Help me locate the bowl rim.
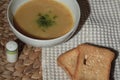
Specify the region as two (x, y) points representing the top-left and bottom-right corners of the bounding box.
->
(7, 0), (80, 42)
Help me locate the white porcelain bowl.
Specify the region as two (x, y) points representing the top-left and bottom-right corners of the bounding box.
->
(7, 0), (80, 47)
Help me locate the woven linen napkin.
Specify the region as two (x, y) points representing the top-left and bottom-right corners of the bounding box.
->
(42, 0), (120, 80)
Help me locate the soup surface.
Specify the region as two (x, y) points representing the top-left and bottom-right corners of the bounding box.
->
(14, 0), (74, 39)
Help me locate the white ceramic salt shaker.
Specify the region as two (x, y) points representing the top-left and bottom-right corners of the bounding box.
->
(6, 41), (18, 63)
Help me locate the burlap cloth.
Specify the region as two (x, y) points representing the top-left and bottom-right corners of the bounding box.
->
(42, 0), (120, 80)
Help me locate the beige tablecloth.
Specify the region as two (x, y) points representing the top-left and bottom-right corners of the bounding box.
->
(42, 0), (120, 80)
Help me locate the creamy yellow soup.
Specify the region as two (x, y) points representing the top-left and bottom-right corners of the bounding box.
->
(14, 0), (74, 39)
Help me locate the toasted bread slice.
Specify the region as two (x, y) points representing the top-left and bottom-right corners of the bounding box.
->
(57, 48), (79, 78)
(73, 44), (115, 80)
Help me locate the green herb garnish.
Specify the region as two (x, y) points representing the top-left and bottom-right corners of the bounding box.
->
(37, 13), (57, 28)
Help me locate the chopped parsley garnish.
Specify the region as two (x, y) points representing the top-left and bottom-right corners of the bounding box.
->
(37, 13), (57, 28)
